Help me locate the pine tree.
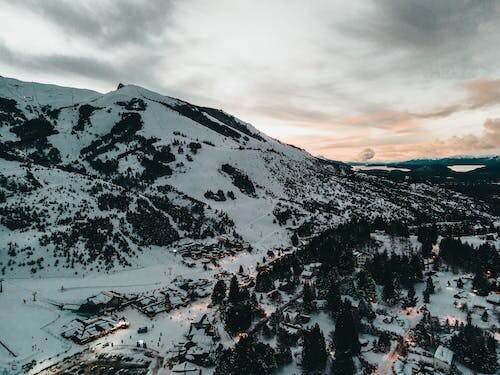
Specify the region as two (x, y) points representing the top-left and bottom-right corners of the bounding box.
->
(333, 349), (354, 375)
(250, 292), (258, 307)
(421, 241), (433, 258)
(224, 302), (252, 333)
(376, 332), (391, 353)
(291, 232), (299, 246)
(228, 275), (240, 303)
(255, 271), (273, 293)
(481, 310), (489, 322)
(275, 342), (292, 366)
(409, 254), (424, 280)
(302, 324), (327, 371)
(212, 279), (227, 305)
(326, 284), (342, 319)
(472, 271), (490, 296)
(302, 283), (315, 312)
(333, 300), (360, 356)
(425, 276), (435, 294)
(402, 285), (418, 309)
(358, 298), (375, 321)
(423, 289), (430, 304)
(356, 271), (376, 301)
(382, 270), (397, 305)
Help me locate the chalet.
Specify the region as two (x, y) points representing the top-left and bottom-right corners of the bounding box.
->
(188, 314), (216, 337)
(433, 345), (454, 371)
(277, 281), (295, 294)
(171, 361), (202, 374)
(314, 299), (328, 310)
(304, 262), (322, 276)
(294, 314), (311, 324)
(184, 335), (216, 366)
(353, 250), (371, 267)
(486, 294), (500, 306)
(267, 289), (282, 302)
(61, 316), (129, 344)
(78, 291), (126, 315)
(301, 270), (313, 280)
(472, 304), (486, 312)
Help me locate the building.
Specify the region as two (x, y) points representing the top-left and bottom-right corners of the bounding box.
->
(486, 294), (500, 306)
(300, 270), (313, 280)
(433, 345), (454, 371)
(171, 361), (202, 374)
(61, 316), (129, 344)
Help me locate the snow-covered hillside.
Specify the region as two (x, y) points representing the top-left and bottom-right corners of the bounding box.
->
(0, 76), (492, 276)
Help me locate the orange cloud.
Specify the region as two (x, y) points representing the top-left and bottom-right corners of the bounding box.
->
(284, 118), (500, 161)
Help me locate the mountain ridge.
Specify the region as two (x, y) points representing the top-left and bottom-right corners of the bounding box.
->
(0, 76), (494, 277)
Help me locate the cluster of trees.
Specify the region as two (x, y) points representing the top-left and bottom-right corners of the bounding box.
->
(415, 224), (438, 258)
(330, 300), (361, 374)
(126, 198), (179, 246)
(254, 254), (300, 293)
(440, 237), (498, 274)
(450, 315), (498, 373)
(74, 104), (101, 132)
(204, 189), (227, 201)
(299, 219), (371, 274)
(214, 336), (277, 375)
(151, 185), (234, 239)
(365, 251), (425, 306)
(439, 237), (498, 295)
(371, 217), (409, 237)
(212, 275), (261, 334)
(221, 163), (256, 196)
(413, 312), (440, 349)
(302, 324), (328, 372)
(41, 216), (135, 271)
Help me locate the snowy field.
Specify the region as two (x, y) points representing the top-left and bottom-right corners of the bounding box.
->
(0, 248), (252, 374)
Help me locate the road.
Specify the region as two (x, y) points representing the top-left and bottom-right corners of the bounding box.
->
(378, 308), (422, 374)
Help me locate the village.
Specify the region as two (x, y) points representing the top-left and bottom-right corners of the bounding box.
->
(0, 223), (498, 375)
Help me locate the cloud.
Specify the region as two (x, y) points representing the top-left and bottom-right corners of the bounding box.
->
(357, 148), (375, 162)
(0, 41), (167, 93)
(0, 0), (499, 162)
(9, 0), (174, 47)
(283, 117), (500, 161)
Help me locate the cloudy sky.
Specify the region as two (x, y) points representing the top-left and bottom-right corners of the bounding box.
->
(1, 0), (499, 161)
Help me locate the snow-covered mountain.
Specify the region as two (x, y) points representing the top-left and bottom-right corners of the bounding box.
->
(0, 76), (492, 276)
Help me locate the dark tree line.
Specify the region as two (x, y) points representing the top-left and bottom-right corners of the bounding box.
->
(439, 237), (498, 295)
(214, 336), (277, 375)
(299, 219), (371, 274)
(450, 315), (498, 373)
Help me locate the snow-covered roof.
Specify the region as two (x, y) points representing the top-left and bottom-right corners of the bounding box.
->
(87, 292), (113, 305)
(314, 299), (328, 307)
(171, 361), (199, 373)
(486, 294), (500, 305)
(434, 345), (454, 365)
